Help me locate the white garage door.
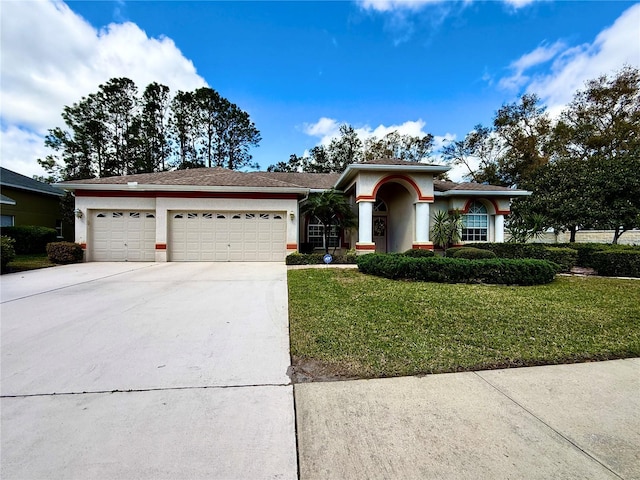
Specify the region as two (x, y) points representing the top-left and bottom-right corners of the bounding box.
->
(169, 211), (286, 262)
(90, 211), (156, 261)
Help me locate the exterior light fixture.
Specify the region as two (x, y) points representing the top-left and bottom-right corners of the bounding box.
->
(289, 211), (295, 220)
(74, 208), (83, 219)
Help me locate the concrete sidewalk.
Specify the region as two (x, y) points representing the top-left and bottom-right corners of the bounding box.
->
(295, 358), (640, 480)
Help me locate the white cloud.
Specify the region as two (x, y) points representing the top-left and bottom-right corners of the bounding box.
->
(358, 0), (442, 13)
(0, 0), (206, 178)
(499, 41), (565, 90)
(500, 3), (640, 115)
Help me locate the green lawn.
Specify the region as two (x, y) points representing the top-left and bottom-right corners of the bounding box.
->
(288, 268), (640, 379)
(3, 254), (56, 273)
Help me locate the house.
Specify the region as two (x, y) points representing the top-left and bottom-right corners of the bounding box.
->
(0, 167), (73, 241)
(57, 159), (530, 262)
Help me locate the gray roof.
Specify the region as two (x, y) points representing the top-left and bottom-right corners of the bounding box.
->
(57, 162), (526, 194)
(1, 194), (16, 205)
(1, 167), (64, 197)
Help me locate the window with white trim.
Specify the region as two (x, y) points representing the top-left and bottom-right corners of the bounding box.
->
(462, 201), (488, 241)
(1, 215), (15, 227)
(307, 216), (340, 249)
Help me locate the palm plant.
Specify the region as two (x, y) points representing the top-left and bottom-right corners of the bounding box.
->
(301, 189), (357, 253)
(431, 210), (462, 254)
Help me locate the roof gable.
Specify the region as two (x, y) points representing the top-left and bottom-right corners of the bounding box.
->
(0, 167), (64, 197)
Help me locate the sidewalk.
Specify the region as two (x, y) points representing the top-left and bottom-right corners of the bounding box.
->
(295, 358), (640, 479)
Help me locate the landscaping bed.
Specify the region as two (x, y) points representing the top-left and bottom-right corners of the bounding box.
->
(288, 268), (640, 381)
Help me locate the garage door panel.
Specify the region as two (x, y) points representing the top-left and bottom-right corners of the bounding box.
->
(169, 211), (286, 262)
(90, 211), (156, 262)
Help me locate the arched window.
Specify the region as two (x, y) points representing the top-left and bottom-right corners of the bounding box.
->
(462, 201), (488, 241)
(307, 216), (340, 249)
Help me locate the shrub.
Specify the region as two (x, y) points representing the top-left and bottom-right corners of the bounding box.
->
(46, 242), (84, 264)
(401, 248), (435, 258)
(286, 252), (357, 265)
(463, 242), (577, 272)
(590, 251), (640, 278)
(552, 243), (640, 268)
(0, 226), (58, 254)
(357, 253), (556, 285)
(451, 247), (497, 260)
(543, 247), (577, 272)
(1, 236), (16, 270)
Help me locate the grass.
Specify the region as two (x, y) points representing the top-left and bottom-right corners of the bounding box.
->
(288, 268), (640, 379)
(3, 253), (56, 273)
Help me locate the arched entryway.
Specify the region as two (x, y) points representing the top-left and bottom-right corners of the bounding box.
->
(374, 181), (414, 253)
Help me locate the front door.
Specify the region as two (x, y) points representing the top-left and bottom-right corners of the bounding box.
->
(373, 216), (387, 253)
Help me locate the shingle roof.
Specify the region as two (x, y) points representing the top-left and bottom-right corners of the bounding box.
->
(57, 164), (524, 194)
(0, 167), (64, 197)
(434, 180), (517, 192)
(60, 168), (342, 190)
(1, 194), (16, 205)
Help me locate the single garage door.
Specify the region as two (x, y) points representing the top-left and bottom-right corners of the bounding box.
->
(169, 211), (286, 262)
(90, 210), (156, 261)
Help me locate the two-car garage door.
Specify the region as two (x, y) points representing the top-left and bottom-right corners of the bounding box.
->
(89, 209), (286, 262)
(169, 211), (286, 262)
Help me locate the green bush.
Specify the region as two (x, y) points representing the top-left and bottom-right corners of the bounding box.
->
(552, 243), (640, 268)
(543, 247), (577, 272)
(46, 242), (84, 264)
(464, 242), (577, 272)
(1, 236), (16, 270)
(357, 253), (556, 285)
(464, 242), (548, 259)
(401, 248), (435, 258)
(451, 247), (497, 260)
(0, 226), (59, 254)
(590, 251), (640, 278)
(286, 252), (357, 265)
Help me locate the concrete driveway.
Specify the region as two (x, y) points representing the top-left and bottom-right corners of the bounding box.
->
(1, 262), (297, 479)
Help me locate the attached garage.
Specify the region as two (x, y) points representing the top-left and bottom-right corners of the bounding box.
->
(169, 211), (286, 262)
(90, 210), (156, 261)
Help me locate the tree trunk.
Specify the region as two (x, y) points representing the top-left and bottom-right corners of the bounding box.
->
(569, 226), (577, 243)
(612, 227), (625, 245)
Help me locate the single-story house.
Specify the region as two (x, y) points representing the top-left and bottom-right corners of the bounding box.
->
(57, 159), (530, 262)
(1, 166), (74, 241)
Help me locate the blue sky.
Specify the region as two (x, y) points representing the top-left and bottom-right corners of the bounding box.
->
(2, 1), (639, 180)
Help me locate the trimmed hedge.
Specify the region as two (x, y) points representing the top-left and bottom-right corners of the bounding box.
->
(1, 236), (16, 270)
(451, 247), (497, 260)
(356, 253), (557, 286)
(551, 243), (640, 268)
(463, 242), (577, 272)
(0, 226), (58, 254)
(401, 248), (435, 258)
(286, 252), (357, 265)
(46, 242), (84, 264)
(590, 251), (640, 278)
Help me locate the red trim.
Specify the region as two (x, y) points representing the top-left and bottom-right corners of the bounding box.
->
(461, 198), (510, 215)
(412, 243), (434, 250)
(79, 243), (87, 249)
(355, 243), (376, 250)
(75, 190), (299, 200)
(155, 243), (167, 250)
(286, 243), (297, 250)
(356, 174), (433, 202)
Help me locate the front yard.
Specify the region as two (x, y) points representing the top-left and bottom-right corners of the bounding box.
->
(288, 268), (640, 380)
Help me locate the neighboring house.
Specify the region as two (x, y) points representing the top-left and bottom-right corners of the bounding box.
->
(57, 159), (530, 262)
(0, 167), (73, 241)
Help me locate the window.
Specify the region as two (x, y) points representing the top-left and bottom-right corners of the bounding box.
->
(307, 216), (340, 249)
(1, 215), (14, 227)
(462, 201), (488, 241)
(55, 219), (63, 238)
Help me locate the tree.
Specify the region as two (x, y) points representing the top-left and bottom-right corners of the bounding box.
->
(39, 78), (262, 181)
(430, 210), (462, 253)
(441, 124), (501, 184)
(364, 130), (433, 163)
(300, 189), (357, 253)
(543, 66), (640, 243)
